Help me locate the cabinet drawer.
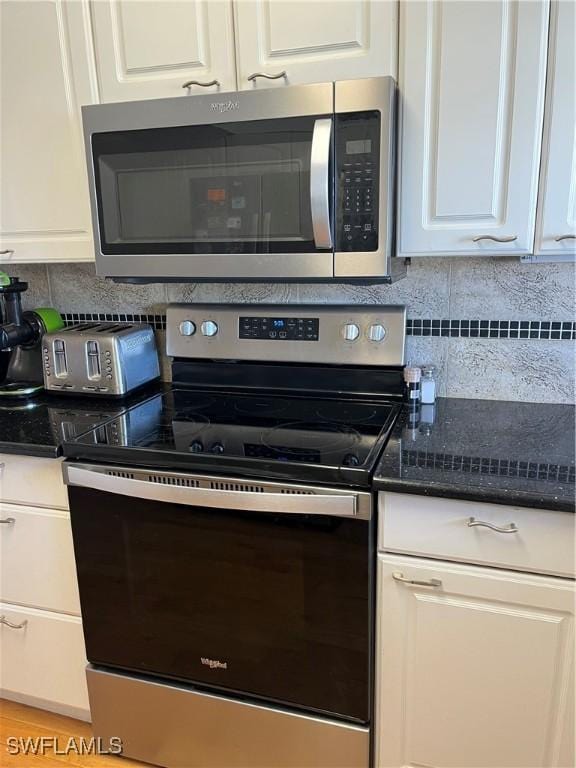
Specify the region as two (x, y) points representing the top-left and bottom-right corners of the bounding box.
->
(0, 503), (80, 614)
(0, 454), (68, 509)
(0, 603), (89, 717)
(379, 493), (575, 578)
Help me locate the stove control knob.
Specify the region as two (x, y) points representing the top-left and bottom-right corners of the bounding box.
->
(179, 320), (196, 337)
(189, 440), (204, 453)
(201, 320), (219, 338)
(210, 442), (225, 454)
(368, 324), (386, 342)
(342, 323), (360, 342)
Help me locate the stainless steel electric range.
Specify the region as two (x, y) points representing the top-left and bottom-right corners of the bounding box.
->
(62, 304), (406, 768)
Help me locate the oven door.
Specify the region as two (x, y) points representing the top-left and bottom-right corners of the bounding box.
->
(64, 463), (373, 724)
(83, 83), (334, 280)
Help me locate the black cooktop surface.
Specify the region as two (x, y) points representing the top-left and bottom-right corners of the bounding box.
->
(63, 388), (401, 486)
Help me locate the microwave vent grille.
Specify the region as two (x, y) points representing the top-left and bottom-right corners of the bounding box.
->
(106, 470), (135, 480)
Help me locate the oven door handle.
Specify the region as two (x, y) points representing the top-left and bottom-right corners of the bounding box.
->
(65, 466), (358, 518)
(310, 118), (333, 250)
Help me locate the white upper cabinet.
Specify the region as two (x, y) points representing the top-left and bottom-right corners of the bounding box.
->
(376, 555), (575, 768)
(0, 1), (97, 264)
(90, 0), (237, 101)
(234, 0), (397, 90)
(532, 0), (576, 261)
(398, 0), (550, 257)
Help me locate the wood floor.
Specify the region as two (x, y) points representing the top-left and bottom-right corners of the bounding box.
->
(0, 700), (148, 768)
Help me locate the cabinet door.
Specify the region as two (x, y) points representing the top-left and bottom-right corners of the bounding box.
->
(398, 1), (549, 257)
(0, 503), (80, 615)
(90, 0), (237, 102)
(0, 1), (97, 264)
(0, 603), (89, 719)
(532, 0), (576, 261)
(376, 555), (575, 768)
(234, 0), (397, 90)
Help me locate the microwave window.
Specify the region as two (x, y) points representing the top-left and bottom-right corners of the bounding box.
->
(92, 117), (325, 255)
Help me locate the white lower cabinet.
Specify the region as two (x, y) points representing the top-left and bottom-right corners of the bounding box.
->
(375, 554), (575, 768)
(0, 503), (80, 615)
(0, 454), (88, 719)
(0, 603), (89, 720)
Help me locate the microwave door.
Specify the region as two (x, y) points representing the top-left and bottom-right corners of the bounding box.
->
(84, 86), (336, 280)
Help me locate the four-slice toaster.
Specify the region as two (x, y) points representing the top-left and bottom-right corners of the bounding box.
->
(42, 323), (160, 396)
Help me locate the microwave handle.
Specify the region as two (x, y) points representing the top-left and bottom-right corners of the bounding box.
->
(310, 118), (333, 250)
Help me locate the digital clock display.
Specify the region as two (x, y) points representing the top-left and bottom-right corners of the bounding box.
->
(346, 139), (372, 155)
(239, 317), (319, 341)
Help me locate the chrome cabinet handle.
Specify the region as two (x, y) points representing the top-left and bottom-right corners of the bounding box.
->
(310, 118), (333, 250)
(247, 71), (287, 82)
(392, 572), (442, 588)
(0, 615), (28, 629)
(0, 249), (15, 255)
(182, 79), (220, 91)
(555, 234), (576, 242)
(0, 517), (15, 525)
(472, 235), (518, 243)
(467, 517), (518, 534)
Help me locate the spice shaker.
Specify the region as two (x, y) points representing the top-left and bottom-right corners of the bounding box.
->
(403, 366), (421, 405)
(420, 365), (436, 404)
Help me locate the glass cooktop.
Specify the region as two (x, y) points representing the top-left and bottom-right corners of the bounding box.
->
(65, 388), (400, 485)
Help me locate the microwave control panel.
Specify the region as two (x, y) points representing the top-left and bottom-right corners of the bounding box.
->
(335, 111), (380, 253)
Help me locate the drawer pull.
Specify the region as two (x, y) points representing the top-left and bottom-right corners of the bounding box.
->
(182, 79), (220, 91)
(392, 572), (442, 588)
(247, 71), (287, 82)
(472, 235), (518, 243)
(467, 517), (518, 534)
(0, 517), (15, 525)
(0, 615), (28, 630)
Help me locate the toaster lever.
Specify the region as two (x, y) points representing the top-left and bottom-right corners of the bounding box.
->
(86, 340), (101, 379)
(53, 339), (68, 378)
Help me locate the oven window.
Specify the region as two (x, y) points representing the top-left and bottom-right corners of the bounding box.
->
(92, 117), (330, 255)
(69, 486), (371, 723)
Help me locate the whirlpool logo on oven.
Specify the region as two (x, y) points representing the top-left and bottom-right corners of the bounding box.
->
(201, 657), (228, 670)
(209, 100), (239, 113)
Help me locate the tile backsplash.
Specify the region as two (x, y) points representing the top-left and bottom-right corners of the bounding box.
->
(4, 258), (575, 404)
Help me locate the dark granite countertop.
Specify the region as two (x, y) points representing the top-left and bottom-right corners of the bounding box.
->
(373, 398), (575, 513)
(0, 384), (163, 458)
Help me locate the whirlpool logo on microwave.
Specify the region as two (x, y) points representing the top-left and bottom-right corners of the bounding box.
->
(201, 657), (228, 670)
(209, 100), (239, 113)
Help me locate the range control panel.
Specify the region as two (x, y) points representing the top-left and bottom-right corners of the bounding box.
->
(239, 317), (320, 341)
(167, 304), (406, 367)
(335, 111), (380, 253)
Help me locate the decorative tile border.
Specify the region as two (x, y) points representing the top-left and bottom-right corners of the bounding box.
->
(406, 319), (576, 339)
(61, 313), (575, 340)
(62, 312), (166, 331)
(402, 449), (575, 484)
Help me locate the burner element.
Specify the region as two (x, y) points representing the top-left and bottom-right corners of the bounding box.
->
(234, 398), (289, 418)
(315, 404), (380, 425)
(261, 421), (361, 458)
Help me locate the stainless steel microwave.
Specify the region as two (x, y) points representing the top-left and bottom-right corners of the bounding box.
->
(82, 77), (403, 283)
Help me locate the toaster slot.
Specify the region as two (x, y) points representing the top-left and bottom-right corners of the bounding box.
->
(86, 340), (101, 380)
(53, 339), (68, 378)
